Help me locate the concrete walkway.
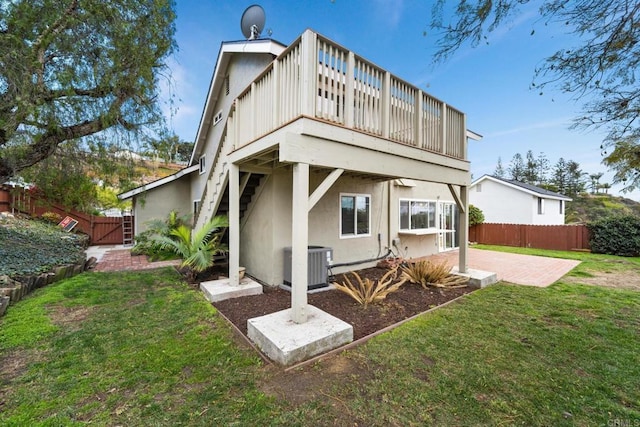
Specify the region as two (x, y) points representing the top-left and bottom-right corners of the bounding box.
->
(429, 248), (580, 287)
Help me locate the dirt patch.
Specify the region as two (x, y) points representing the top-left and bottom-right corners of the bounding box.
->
(563, 269), (640, 291)
(47, 305), (95, 331)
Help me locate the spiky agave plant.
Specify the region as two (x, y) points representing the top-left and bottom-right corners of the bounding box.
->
(401, 260), (468, 288)
(333, 267), (405, 308)
(154, 215), (229, 281)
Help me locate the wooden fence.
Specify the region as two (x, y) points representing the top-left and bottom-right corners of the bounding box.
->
(1, 186), (131, 245)
(469, 223), (590, 251)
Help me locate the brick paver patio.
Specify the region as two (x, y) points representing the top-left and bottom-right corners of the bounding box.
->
(428, 248), (580, 287)
(93, 249), (181, 272)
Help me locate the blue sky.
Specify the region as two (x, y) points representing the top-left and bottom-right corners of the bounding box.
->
(162, 1), (639, 201)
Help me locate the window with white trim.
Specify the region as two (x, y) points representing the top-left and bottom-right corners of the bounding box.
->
(537, 197), (544, 214)
(199, 155), (206, 174)
(559, 200), (564, 214)
(193, 199), (201, 218)
(400, 199), (437, 231)
(340, 193), (370, 237)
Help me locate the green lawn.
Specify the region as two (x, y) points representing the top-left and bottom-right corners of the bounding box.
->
(1, 249), (639, 426)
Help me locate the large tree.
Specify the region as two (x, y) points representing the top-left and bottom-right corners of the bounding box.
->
(0, 0), (177, 183)
(431, 0), (640, 192)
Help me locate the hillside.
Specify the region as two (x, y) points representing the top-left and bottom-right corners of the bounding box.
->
(566, 194), (640, 224)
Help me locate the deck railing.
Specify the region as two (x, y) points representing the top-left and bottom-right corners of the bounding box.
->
(234, 30), (467, 160)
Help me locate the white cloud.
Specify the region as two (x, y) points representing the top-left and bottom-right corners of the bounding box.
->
(487, 117), (573, 138)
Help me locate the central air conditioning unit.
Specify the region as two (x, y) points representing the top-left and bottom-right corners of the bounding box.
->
(283, 246), (333, 290)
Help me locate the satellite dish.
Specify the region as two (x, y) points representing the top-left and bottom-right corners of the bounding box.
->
(240, 5), (266, 40)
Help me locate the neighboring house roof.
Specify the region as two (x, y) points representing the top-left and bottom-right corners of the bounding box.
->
(118, 165), (199, 200)
(471, 174), (572, 201)
(188, 37), (287, 166)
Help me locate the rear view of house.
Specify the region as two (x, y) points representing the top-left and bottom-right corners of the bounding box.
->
(120, 21), (481, 363)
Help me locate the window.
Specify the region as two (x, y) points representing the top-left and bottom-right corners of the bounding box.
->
(340, 194), (370, 237)
(537, 197), (544, 214)
(193, 199), (201, 218)
(199, 155), (206, 174)
(400, 199), (437, 231)
(559, 200), (564, 214)
(213, 111), (223, 126)
(476, 183), (482, 192)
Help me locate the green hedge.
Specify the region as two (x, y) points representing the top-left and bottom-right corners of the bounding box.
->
(587, 215), (640, 257)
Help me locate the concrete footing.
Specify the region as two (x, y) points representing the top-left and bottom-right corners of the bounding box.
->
(247, 305), (353, 365)
(200, 277), (263, 302)
(452, 267), (498, 288)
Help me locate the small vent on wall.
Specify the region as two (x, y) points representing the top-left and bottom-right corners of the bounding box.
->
(213, 111), (223, 126)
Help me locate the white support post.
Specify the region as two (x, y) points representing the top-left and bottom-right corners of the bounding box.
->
(300, 30), (317, 117)
(345, 51), (355, 129)
(462, 112), (468, 160)
(229, 163), (241, 286)
(250, 82), (257, 141)
(272, 61), (280, 127)
(441, 102), (447, 155)
(458, 185), (469, 274)
(291, 162), (310, 324)
(415, 91), (424, 148)
(382, 71), (391, 139)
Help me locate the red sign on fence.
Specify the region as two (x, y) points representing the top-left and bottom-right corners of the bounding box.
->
(58, 216), (79, 232)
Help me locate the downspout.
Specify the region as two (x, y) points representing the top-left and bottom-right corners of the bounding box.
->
(387, 180), (393, 252)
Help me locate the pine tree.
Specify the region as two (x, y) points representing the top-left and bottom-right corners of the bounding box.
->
(508, 153), (525, 181)
(494, 157), (506, 178)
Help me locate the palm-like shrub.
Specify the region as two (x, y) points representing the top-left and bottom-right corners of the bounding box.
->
(154, 215), (229, 281)
(400, 260), (469, 288)
(333, 268), (406, 308)
(132, 210), (191, 260)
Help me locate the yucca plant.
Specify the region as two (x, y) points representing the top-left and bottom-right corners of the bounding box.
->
(400, 259), (469, 288)
(333, 267), (406, 308)
(154, 215), (229, 281)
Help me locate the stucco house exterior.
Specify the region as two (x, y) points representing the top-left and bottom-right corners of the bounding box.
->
(120, 28), (482, 360)
(469, 175), (572, 225)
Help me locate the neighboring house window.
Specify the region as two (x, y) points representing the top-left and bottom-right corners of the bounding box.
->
(537, 197), (544, 214)
(199, 155), (206, 174)
(340, 193), (370, 237)
(559, 200), (564, 214)
(399, 199), (437, 231)
(476, 184), (482, 192)
(225, 75), (230, 96)
(193, 199), (201, 217)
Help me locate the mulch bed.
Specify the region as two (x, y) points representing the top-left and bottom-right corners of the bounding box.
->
(211, 267), (477, 341)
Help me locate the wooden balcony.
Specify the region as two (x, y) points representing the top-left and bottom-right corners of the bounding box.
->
(230, 29), (467, 165)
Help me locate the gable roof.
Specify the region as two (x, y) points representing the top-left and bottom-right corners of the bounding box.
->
(118, 165), (199, 201)
(471, 174), (572, 201)
(188, 38), (286, 166)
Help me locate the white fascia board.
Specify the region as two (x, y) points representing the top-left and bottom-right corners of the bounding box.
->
(117, 165), (199, 200)
(471, 175), (572, 201)
(188, 39), (286, 166)
(466, 129), (483, 141)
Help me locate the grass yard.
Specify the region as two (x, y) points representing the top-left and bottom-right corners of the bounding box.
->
(1, 248), (639, 426)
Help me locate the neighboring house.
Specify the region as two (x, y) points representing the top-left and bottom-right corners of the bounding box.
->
(119, 29), (480, 293)
(470, 175), (572, 225)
